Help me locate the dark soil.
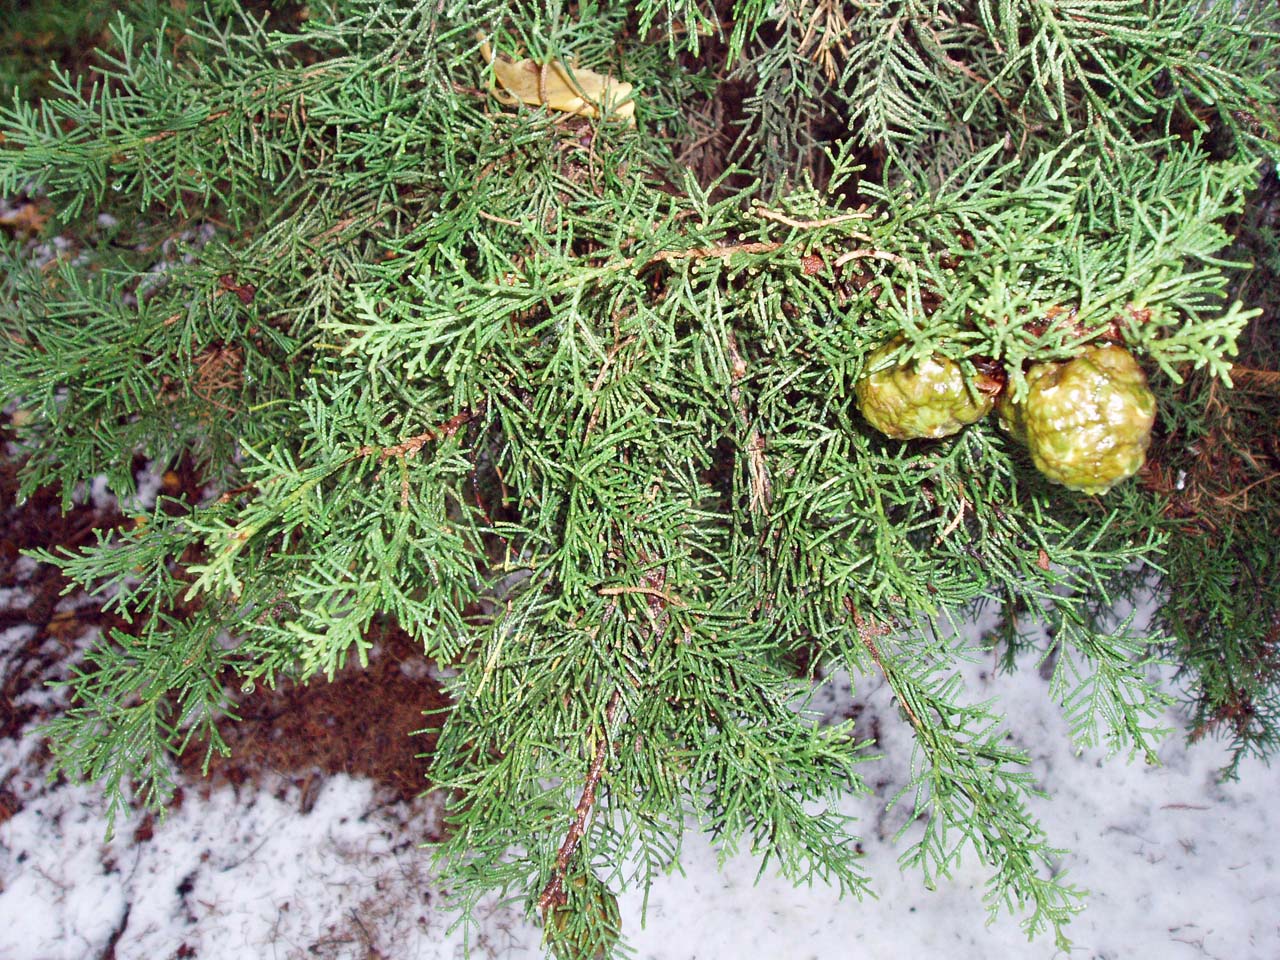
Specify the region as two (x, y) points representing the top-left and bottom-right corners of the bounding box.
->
(176, 620), (450, 809)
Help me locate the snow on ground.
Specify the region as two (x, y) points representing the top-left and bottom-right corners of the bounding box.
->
(1, 600), (1278, 960)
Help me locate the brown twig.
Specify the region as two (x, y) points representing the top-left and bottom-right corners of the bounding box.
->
(538, 689), (623, 914)
(130, 67), (335, 147)
(478, 209), (523, 227)
(834, 248), (908, 267)
(752, 203), (872, 230)
(1229, 365), (1280, 390)
(918, 20), (1005, 104)
(139, 110), (229, 144)
(584, 336), (637, 437)
(1216, 471), (1280, 504)
(356, 411), (474, 508)
(596, 584), (686, 606)
(792, 0), (854, 82)
(539, 556), (676, 913)
(644, 241), (781, 265)
(847, 601), (923, 730)
(356, 410), (473, 461)
(724, 330), (771, 516)
(317, 216), (359, 241)
(215, 483), (259, 505)
(934, 490), (968, 545)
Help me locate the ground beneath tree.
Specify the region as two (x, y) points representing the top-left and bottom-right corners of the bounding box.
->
(0, 441), (1278, 959)
(0, 447), (450, 815)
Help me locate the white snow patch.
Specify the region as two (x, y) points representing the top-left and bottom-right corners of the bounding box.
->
(1, 591), (1278, 959)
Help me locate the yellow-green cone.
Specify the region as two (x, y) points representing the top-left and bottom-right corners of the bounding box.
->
(998, 345), (1156, 494)
(855, 338), (997, 440)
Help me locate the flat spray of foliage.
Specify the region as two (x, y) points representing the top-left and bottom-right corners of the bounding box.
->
(2, 1), (1278, 955)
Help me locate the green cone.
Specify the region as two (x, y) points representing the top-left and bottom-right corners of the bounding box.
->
(855, 338), (998, 440)
(998, 345), (1156, 494)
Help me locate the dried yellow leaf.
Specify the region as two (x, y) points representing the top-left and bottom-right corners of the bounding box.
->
(479, 37), (636, 124)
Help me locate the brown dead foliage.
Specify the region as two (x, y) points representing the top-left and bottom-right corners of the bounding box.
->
(1143, 375), (1280, 533)
(0, 197), (51, 237)
(158, 341), (245, 416)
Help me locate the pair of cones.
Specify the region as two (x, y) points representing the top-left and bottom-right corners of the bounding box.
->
(855, 339), (1157, 494)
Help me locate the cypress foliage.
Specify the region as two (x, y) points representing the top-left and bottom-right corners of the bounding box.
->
(1, 2), (1277, 954)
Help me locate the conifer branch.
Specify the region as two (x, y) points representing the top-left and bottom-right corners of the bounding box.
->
(4, 1), (1277, 950)
(847, 602), (923, 731)
(631, 240), (781, 268)
(585, 337), (636, 437)
(751, 202), (871, 230)
(356, 410), (474, 461)
(725, 329), (771, 516)
(539, 688), (623, 913)
(596, 585), (686, 606)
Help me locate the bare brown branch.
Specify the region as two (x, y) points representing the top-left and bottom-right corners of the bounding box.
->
(538, 689), (623, 914)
